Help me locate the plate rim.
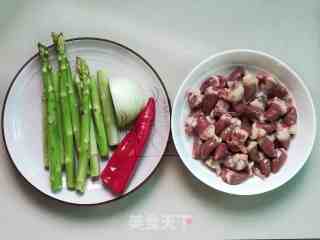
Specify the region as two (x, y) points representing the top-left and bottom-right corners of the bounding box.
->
(2, 37), (172, 206)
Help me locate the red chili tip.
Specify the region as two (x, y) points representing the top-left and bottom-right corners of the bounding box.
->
(145, 97), (156, 113)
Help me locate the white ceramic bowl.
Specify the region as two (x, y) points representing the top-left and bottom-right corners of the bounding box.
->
(172, 49), (316, 195)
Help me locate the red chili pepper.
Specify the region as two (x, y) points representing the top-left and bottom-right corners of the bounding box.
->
(101, 97), (156, 194)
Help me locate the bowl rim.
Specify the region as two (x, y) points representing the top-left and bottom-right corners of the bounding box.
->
(2, 37), (172, 206)
(172, 48), (317, 196)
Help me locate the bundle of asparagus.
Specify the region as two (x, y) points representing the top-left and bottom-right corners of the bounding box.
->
(39, 33), (119, 193)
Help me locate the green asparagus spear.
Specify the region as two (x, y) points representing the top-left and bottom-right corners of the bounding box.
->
(38, 43), (62, 192)
(42, 95), (49, 168)
(75, 57), (91, 192)
(52, 34), (75, 189)
(89, 119), (100, 177)
(52, 32), (81, 154)
(74, 74), (83, 100)
(88, 92), (100, 177)
(90, 75), (109, 156)
(97, 70), (120, 146)
(51, 32), (59, 46)
(51, 71), (64, 167)
(47, 71), (63, 192)
(67, 64), (81, 153)
(75, 73), (98, 177)
(73, 75), (99, 177)
(39, 45), (49, 169)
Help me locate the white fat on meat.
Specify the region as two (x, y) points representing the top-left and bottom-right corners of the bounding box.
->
(247, 141), (258, 151)
(224, 154), (248, 171)
(232, 126), (249, 143)
(205, 158), (222, 176)
(253, 167), (266, 180)
(243, 73), (258, 86)
(276, 123), (290, 141)
(205, 86), (219, 95)
(256, 91), (268, 101)
(228, 82), (244, 102)
(266, 134), (276, 142)
(185, 115), (197, 128)
(206, 116), (215, 124)
(248, 162), (254, 176)
(250, 98), (265, 111)
(289, 124), (297, 135)
(230, 117), (242, 127)
(250, 122), (266, 140)
(188, 90), (203, 107)
(270, 97), (288, 114)
(201, 124), (216, 140)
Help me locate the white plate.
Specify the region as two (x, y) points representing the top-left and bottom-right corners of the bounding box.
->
(172, 49), (316, 195)
(2, 38), (171, 205)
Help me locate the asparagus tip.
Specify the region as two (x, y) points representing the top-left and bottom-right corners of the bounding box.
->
(76, 57), (90, 77)
(51, 32), (58, 37)
(56, 34), (65, 51)
(51, 32), (60, 44)
(38, 43), (50, 67)
(37, 42), (44, 49)
(97, 69), (108, 78)
(38, 43), (48, 55)
(76, 56), (81, 72)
